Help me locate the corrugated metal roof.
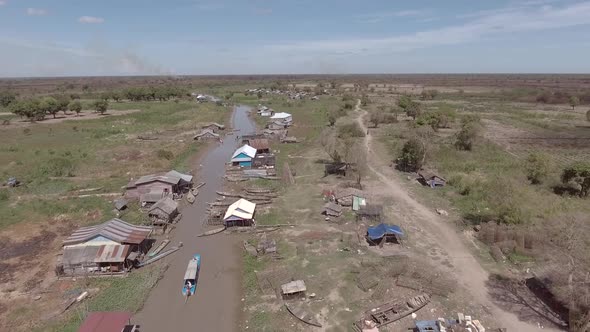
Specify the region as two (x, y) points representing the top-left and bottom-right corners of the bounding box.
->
(62, 246), (100, 266)
(232, 145), (256, 159)
(94, 244), (130, 263)
(134, 174), (180, 186)
(271, 112), (292, 119)
(140, 191), (164, 203)
(63, 218), (153, 246)
(148, 197), (178, 215)
(249, 138), (270, 151)
(77, 311), (132, 332)
(165, 170), (193, 183)
(224, 198), (256, 221)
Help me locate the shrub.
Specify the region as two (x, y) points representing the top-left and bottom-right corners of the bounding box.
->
(40, 157), (76, 177)
(156, 149), (174, 160)
(561, 163), (590, 197)
(0, 190), (9, 201)
(525, 152), (549, 184)
(337, 122), (365, 138)
(397, 138), (425, 172)
(455, 122), (480, 151)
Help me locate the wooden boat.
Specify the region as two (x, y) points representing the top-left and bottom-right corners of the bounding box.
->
(197, 226), (226, 237)
(194, 182), (206, 189)
(148, 239), (170, 257)
(285, 303), (322, 328)
(186, 192), (196, 204)
(182, 254), (201, 298)
(216, 191), (241, 197)
(352, 293), (430, 331)
(137, 247), (180, 267)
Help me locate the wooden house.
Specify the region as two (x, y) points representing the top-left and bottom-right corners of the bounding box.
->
(57, 218), (153, 276)
(231, 145), (257, 167)
(148, 197), (179, 225)
(126, 170), (193, 200)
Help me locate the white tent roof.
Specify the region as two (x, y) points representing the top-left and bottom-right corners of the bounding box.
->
(270, 112), (292, 119)
(223, 198), (256, 220)
(231, 144), (257, 159)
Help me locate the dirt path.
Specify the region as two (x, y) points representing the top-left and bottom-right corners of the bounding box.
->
(134, 106), (255, 332)
(354, 100), (556, 332)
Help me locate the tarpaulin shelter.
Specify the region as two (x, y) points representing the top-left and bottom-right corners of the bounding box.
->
(366, 223), (404, 246)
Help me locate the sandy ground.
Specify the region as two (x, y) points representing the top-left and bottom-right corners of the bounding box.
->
(1, 109), (141, 127)
(133, 106), (255, 332)
(354, 100), (559, 332)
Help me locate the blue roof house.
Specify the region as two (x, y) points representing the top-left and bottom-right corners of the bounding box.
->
(231, 144), (257, 167)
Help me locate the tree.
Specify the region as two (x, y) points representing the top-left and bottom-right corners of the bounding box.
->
(55, 95), (71, 115)
(349, 141), (368, 188)
(93, 100), (109, 115)
(40, 97), (60, 118)
(257, 91), (263, 99)
(320, 128), (343, 163)
(68, 100), (82, 116)
(525, 152), (549, 184)
(369, 111), (383, 128)
(569, 96), (580, 110)
(420, 89), (439, 100)
(360, 94), (370, 107)
(111, 91), (122, 102)
(405, 101), (422, 120)
(0, 90), (16, 107)
(100, 92), (112, 101)
(397, 95), (413, 110)
(397, 138), (425, 172)
(10, 99), (44, 121)
(561, 163), (590, 197)
(455, 122), (479, 151)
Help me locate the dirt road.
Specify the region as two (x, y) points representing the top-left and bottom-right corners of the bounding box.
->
(134, 106), (255, 332)
(355, 101), (556, 332)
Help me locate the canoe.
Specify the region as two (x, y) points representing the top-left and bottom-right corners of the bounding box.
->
(285, 303), (322, 328)
(197, 227), (226, 237)
(137, 247), (180, 267)
(194, 182), (206, 189)
(182, 254), (201, 297)
(352, 293), (430, 331)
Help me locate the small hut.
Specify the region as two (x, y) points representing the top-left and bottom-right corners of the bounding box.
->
(334, 188), (365, 207)
(194, 129), (220, 141)
(322, 202), (343, 217)
(281, 280), (307, 300)
(223, 198), (256, 227)
(148, 197), (179, 225)
(114, 198), (128, 212)
(366, 223), (404, 246)
(418, 170), (446, 188)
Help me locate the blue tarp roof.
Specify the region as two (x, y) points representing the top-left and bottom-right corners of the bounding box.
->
(366, 223), (404, 240)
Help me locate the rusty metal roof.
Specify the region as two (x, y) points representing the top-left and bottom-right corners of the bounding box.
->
(94, 245), (130, 263)
(77, 311), (132, 332)
(249, 138), (270, 151)
(63, 218), (153, 246)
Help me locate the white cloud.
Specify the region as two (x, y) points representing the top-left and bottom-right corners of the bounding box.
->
(358, 9), (429, 23)
(270, 2), (590, 56)
(78, 16), (104, 24)
(26, 8), (48, 16)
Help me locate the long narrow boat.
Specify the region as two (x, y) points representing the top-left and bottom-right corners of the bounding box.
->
(182, 254), (201, 298)
(285, 303), (322, 328)
(352, 293), (430, 332)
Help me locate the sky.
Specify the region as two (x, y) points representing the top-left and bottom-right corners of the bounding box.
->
(1, 0), (590, 76)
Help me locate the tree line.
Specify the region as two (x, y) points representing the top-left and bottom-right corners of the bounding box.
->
(6, 95), (108, 122)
